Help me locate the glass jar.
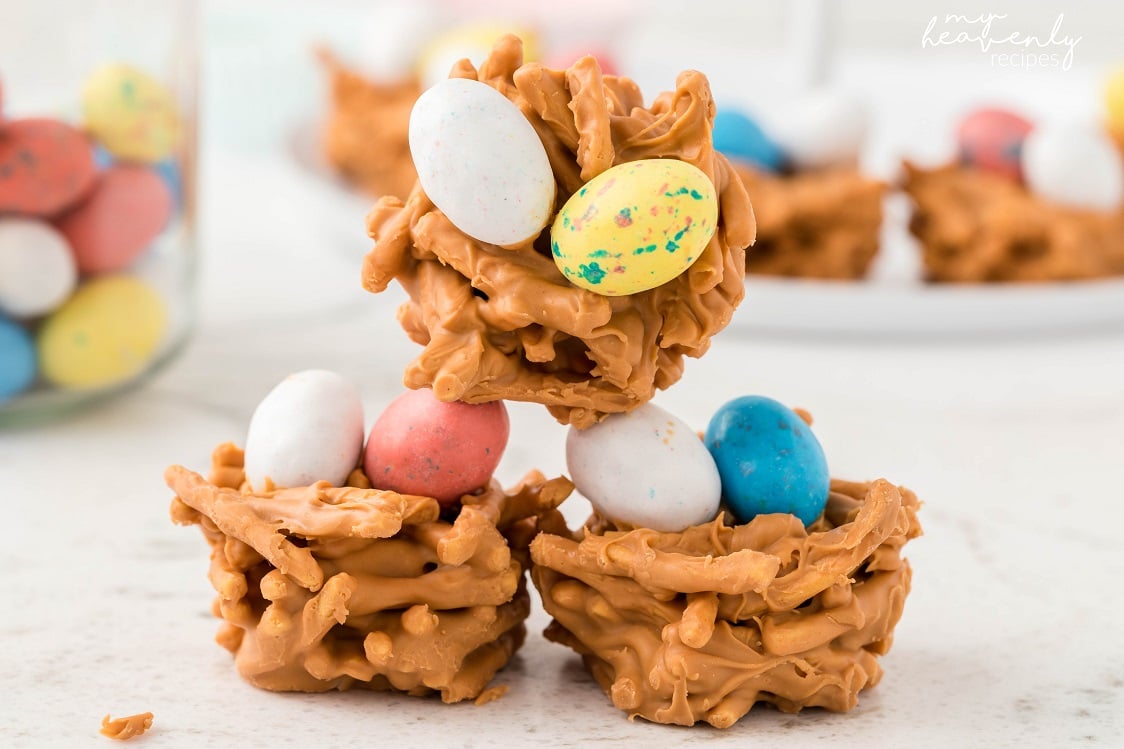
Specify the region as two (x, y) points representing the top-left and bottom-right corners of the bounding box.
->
(0, 0), (197, 424)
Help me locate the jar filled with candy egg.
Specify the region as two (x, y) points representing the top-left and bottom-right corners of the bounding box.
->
(0, 1), (196, 423)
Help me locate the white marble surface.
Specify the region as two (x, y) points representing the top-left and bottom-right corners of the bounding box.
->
(5, 4), (1124, 747)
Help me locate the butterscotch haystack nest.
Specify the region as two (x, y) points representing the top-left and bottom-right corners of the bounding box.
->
(530, 478), (922, 727)
(362, 36), (755, 429)
(735, 165), (885, 280)
(903, 161), (1124, 282)
(320, 51), (420, 199)
(168, 443), (572, 702)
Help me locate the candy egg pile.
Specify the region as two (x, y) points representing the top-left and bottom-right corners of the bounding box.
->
(711, 90), (868, 173)
(565, 396), (830, 532)
(0, 63), (186, 408)
(243, 371), (510, 506)
(954, 105), (1124, 212)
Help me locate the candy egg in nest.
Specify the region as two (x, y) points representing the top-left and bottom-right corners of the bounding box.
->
(566, 402), (721, 532)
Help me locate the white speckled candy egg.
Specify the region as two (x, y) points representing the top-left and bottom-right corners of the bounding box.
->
(1021, 123), (1124, 212)
(409, 78), (555, 247)
(566, 402), (722, 532)
(0, 218), (77, 318)
(244, 370), (365, 491)
(764, 89), (867, 170)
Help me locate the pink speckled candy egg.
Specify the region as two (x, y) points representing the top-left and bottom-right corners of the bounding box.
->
(364, 388), (510, 505)
(956, 108), (1034, 181)
(55, 165), (172, 274)
(0, 118), (97, 217)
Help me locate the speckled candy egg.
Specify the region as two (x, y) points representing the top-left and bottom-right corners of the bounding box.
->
(95, 146), (184, 206)
(37, 275), (166, 390)
(1021, 124), (1124, 212)
(417, 25), (541, 90)
(764, 90), (867, 170)
(956, 108), (1033, 181)
(551, 159), (718, 296)
(244, 370), (366, 491)
(1105, 66), (1124, 138)
(566, 402), (722, 532)
(55, 165), (173, 274)
(712, 108), (784, 172)
(0, 118), (97, 216)
(0, 218), (77, 319)
(704, 396), (829, 526)
(409, 78), (555, 247)
(364, 388), (509, 505)
(545, 47), (619, 76)
(0, 317), (36, 402)
(82, 64), (181, 164)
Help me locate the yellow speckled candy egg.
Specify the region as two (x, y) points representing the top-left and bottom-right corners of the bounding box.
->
(418, 25), (541, 90)
(82, 64), (181, 163)
(551, 159), (718, 296)
(38, 275), (167, 390)
(1106, 66), (1124, 137)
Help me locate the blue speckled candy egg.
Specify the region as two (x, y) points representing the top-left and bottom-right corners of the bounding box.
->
(0, 317), (36, 402)
(712, 108), (784, 172)
(704, 395), (829, 526)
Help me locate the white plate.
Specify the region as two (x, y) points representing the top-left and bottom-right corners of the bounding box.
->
(733, 276), (1124, 336)
(729, 194), (1124, 336)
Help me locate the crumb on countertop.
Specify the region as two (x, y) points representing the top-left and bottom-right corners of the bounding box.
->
(473, 685), (510, 706)
(100, 712), (154, 741)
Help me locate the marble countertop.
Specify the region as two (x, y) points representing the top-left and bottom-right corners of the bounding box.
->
(5, 5), (1124, 746)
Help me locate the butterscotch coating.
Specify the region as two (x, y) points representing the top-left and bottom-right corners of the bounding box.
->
(903, 161), (1124, 282)
(362, 36), (756, 429)
(321, 51), (420, 199)
(168, 443), (571, 702)
(530, 478), (922, 727)
(735, 164), (885, 280)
